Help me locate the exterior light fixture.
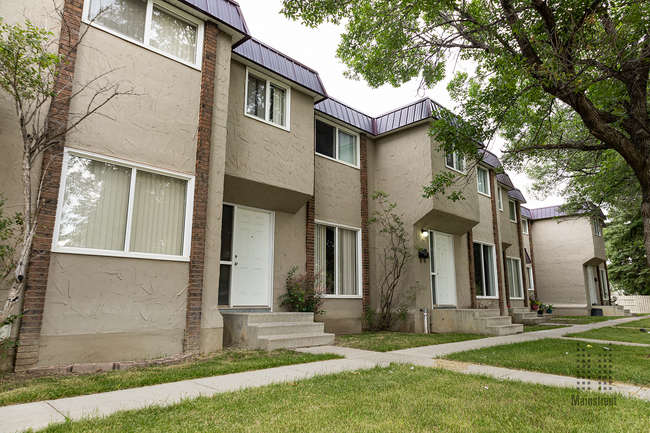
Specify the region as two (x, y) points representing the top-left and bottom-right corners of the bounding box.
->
(421, 229), (428, 237)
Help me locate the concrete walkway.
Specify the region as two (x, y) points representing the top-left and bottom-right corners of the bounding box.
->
(1, 316), (648, 432)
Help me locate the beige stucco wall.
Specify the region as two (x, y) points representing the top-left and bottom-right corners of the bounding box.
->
(272, 206), (308, 312)
(315, 156), (361, 227)
(473, 194), (495, 243)
(499, 199), (519, 250)
(225, 61), (314, 213)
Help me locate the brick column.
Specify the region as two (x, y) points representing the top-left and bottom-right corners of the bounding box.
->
(515, 203), (529, 308)
(360, 134), (370, 314)
(529, 221), (539, 299)
(467, 230), (477, 309)
(305, 196), (315, 279)
(14, 0), (84, 372)
(488, 170), (506, 315)
(185, 21), (218, 353)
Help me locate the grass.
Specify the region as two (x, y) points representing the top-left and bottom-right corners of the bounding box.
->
(0, 349), (341, 407)
(551, 316), (626, 325)
(37, 365), (649, 432)
(566, 327), (650, 345)
(335, 331), (488, 352)
(445, 339), (650, 387)
(615, 317), (650, 328)
(523, 324), (570, 333)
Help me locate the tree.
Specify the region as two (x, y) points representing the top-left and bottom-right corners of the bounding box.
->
(281, 0), (650, 266)
(0, 11), (131, 338)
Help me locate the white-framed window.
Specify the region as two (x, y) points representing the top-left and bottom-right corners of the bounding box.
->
(497, 187), (503, 211)
(522, 218), (529, 235)
(445, 151), (465, 173)
(594, 218), (601, 236)
(315, 221), (361, 297)
(506, 257), (524, 299)
(245, 68), (291, 130)
(477, 167), (490, 196)
(473, 242), (497, 298)
(52, 148), (194, 261)
(527, 265), (534, 291)
(509, 200), (517, 222)
(600, 268), (609, 299)
(315, 118), (359, 167)
(84, 0), (204, 69)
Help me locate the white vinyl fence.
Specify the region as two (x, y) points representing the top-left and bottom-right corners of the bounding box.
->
(615, 295), (650, 314)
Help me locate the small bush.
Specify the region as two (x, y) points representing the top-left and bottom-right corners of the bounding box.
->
(278, 267), (326, 315)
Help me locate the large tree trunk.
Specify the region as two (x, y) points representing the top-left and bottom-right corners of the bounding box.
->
(641, 185), (650, 268)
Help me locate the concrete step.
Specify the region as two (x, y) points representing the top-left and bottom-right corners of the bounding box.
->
(509, 307), (530, 314)
(474, 309), (502, 318)
(242, 312), (315, 324)
(476, 316), (513, 327)
(259, 332), (336, 351)
(486, 324), (523, 336)
(512, 312), (547, 325)
(250, 321), (325, 336)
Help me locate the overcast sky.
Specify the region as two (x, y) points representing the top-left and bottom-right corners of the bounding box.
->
(238, 0), (564, 209)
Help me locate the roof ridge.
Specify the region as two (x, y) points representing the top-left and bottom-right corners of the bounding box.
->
(244, 37), (322, 75)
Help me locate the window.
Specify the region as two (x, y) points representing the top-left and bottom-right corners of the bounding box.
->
(527, 265), (534, 291)
(245, 69), (291, 129)
(85, 0), (204, 67)
(315, 118), (359, 166)
(506, 258), (524, 298)
(497, 187), (503, 211)
(509, 201), (517, 222)
(445, 151), (465, 173)
(600, 268), (609, 299)
(477, 167), (490, 196)
(522, 219), (529, 235)
(53, 149), (194, 260)
(594, 219), (601, 236)
(315, 222), (360, 296)
(473, 242), (497, 297)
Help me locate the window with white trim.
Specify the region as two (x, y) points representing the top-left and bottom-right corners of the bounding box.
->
(497, 187), (503, 211)
(315, 222), (360, 296)
(445, 152), (465, 173)
(522, 218), (529, 235)
(527, 265), (534, 291)
(245, 69), (291, 129)
(600, 268), (609, 299)
(477, 167), (490, 196)
(509, 200), (517, 222)
(53, 149), (194, 260)
(593, 218), (601, 236)
(506, 257), (524, 298)
(473, 242), (497, 297)
(85, 0), (204, 67)
(315, 118), (359, 167)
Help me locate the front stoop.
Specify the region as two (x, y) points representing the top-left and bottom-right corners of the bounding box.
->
(221, 312), (335, 350)
(429, 309), (523, 336)
(509, 307), (547, 325)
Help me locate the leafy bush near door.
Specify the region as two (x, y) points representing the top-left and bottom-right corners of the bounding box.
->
(278, 267), (327, 315)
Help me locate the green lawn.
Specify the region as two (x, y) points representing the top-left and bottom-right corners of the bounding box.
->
(523, 325), (570, 333)
(551, 316), (626, 325)
(37, 365), (649, 433)
(445, 339), (650, 387)
(335, 331), (488, 352)
(0, 349), (341, 407)
(615, 317), (650, 328)
(566, 327), (650, 345)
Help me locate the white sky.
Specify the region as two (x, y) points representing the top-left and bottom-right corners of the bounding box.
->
(238, 0), (563, 209)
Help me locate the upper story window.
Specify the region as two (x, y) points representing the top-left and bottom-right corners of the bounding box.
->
(245, 69), (291, 130)
(477, 167), (490, 196)
(509, 200), (517, 222)
(315, 118), (359, 167)
(522, 218), (529, 235)
(53, 149), (194, 261)
(85, 0), (204, 68)
(445, 152), (465, 173)
(497, 187), (503, 211)
(594, 218), (601, 236)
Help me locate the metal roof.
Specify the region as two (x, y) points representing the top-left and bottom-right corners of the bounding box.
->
(180, 0), (249, 37)
(496, 173), (515, 189)
(507, 189), (527, 203)
(479, 149), (501, 169)
(374, 98), (435, 135)
(524, 248), (532, 264)
(314, 98), (374, 134)
(233, 38), (327, 98)
(521, 206), (532, 219)
(528, 205), (605, 220)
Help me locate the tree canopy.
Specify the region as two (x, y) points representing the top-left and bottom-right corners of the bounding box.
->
(281, 0), (650, 265)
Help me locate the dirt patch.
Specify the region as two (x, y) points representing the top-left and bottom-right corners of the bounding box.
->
(434, 359), (471, 372)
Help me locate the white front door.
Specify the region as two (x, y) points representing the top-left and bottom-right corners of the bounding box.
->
(230, 207), (273, 307)
(430, 231), (456, 306)
(586, 266), (598, 306)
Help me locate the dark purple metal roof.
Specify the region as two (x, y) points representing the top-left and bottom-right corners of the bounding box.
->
(179, 0), (249, 36)
(528, 205), (606, 220)
(479, 149), (501, 169)
(314, 98), (374, 134)
(374, 98), (434, 135)
(507, 189), (527, 203)
(496, 173), (515, 189)
(233, 38), (327, 98)
(521, 206), (532, 219)
(524, 248), (532, 264)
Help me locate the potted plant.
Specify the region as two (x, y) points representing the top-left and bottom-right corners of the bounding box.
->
(546, 304), (554, 314)
(537, 303), (545, 315)
(529, 295), (540, 310)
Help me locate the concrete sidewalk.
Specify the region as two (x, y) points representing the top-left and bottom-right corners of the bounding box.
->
(1, 315), (647, 432)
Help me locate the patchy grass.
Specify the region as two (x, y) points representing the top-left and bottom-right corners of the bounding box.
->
(0, 349), (341, 407)
(551, 316), (626, 325)
(335, 332), (488, 352)
(38, 365), (649, 432)
(615, 318), (650, 329)
(445, 339), (650, 387)
(523, 325), (570, 333)
(566, 327), (650, 345)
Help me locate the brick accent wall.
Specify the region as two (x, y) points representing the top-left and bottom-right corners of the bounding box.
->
(467, 230), (477, 308)
(529, 221), (539, 298)
(14, 0), (84, 372)
(360, 134), (370, 314)
(305, 196), (315, 279)
(488, 170), (506, 315)
(185, 21), (218, 353)
(515, 203), (529, 308)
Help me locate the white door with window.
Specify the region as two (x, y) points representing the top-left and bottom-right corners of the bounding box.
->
(586, 266), (599, 306)
(230, 207), (273, 307)
(430, 231), (456, 306)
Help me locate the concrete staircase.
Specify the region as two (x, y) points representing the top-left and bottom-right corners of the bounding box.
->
(221, 312), (335, 351)
(509, 307), (547, 325)
(591, 305), (635, 317)
(429, 309), (523, 336)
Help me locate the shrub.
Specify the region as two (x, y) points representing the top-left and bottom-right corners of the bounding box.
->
(278, 267), (326, 315)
